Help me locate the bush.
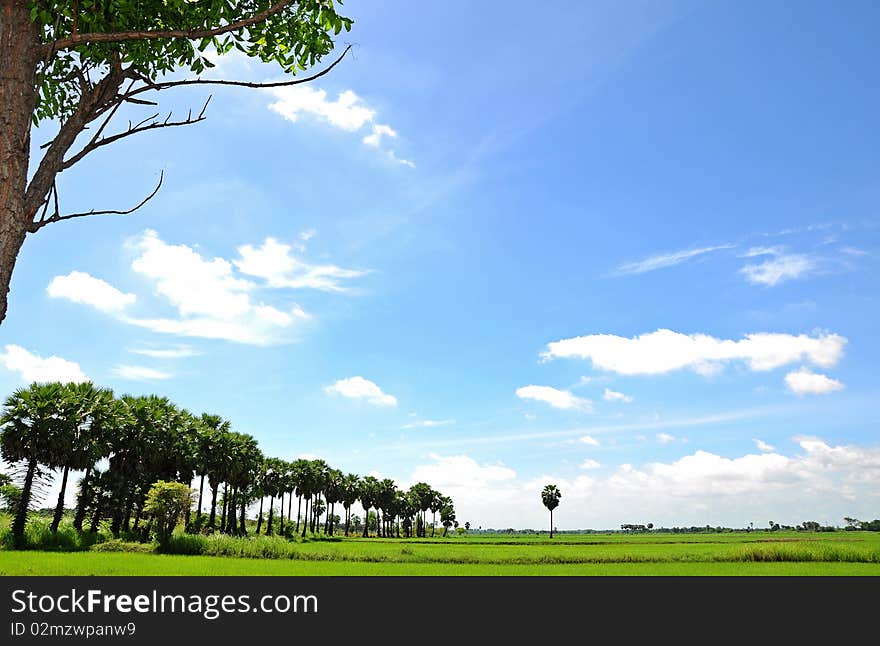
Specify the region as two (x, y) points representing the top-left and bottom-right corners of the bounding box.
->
(143, 481), (194, 546)
(91, 539), (155, 553)
(0, 516), (108, 551)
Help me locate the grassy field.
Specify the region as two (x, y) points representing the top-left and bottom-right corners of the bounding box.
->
(4, 550), (880, 575)
(3, 528), (880, 575)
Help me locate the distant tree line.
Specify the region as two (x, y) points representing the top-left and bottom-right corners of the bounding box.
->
(0, 382), (457, 544)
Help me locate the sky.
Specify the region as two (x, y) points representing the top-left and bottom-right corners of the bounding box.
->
(1, 0), (879, 530)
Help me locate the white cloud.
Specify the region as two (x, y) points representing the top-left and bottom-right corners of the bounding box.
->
(741, 253), (816, 286)
(112, 365), (172, 381)
(268, 86), (376, 131)
(363, 123), (397, 147)
(325, 376), (397, 407)
(542, 328), (846, 376)
(580, 435), (600, 446)
(233, 237), (366, 292)
(657, 433), (676, 444)
(298, 229), (317, 242)
(50, 231), (318, 345)
(741, 246), (781, 258)
(128, 346), (199, 359)
(47, 271), (135, 313)
(784, 367), (844, 396)
(419, 438), (880, 529)
(402, 419), (455, 429)
(266, 86), (413, 166)
(516, 385), (593, 412)
(839, 246), (868, 257)
(409, 453), (516, 492)
(754, 439), (775, 452)
(603, 388), (633, 403)
(614, 244), (735, 275)
(580, 459), (601, 470)
(387, 149), (416, 168)
(0, 345), (88, 383)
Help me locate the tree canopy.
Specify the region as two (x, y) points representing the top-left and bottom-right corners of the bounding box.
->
(0, 1), (353, 324)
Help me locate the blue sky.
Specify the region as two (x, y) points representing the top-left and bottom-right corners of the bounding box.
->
(2, 0), (879, 529)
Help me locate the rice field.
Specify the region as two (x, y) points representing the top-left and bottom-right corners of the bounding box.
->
(3, 529), (880, 575)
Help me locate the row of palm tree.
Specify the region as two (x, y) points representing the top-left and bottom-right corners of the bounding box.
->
(0, 382), (457, 541)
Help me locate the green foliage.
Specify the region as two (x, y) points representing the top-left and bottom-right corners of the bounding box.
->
(0, 516), (107, 551)
(0, 484), (22, 514)
(143, 480), (193, 544)
(541, 484), (561, 512)
(28, 0), (353, 123)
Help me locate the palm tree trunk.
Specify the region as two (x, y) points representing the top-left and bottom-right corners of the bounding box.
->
(208, 483), (218, 530)
(196, 473), (205, 524)
(50, 465), (70, 532)
(267, 495), (275, 535)
(279, 491), (285, 535)
(301, 497), (309, 538)
(12, 456), (37, 539)
(550, 509), (553, 539)
(89, 497), (103, 533)
(256, 497), (264, 534)
(287, 490), (293, 523)
(295, 494), (302, 533)
(239, 497), (246, 535)
(220, 483), (228, 530)
(362, 504), (369, 537)
(73, 467), (93, 531)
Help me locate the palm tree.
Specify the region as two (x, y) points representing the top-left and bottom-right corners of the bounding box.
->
(193, 413), (229, 530)
(49, 382), (117, 532)
(359, 476), (380, 537)
(340, 473), (360, 536)
(0, 383), (67, 539)
(541, 484), (561, 538)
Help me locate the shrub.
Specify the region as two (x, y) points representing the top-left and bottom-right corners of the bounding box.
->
(143, 481), (194, 546)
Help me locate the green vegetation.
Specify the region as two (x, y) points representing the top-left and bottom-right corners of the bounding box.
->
(0, 382), (457, 549)
(541, 484), (561, 538)
(4, 508), (880, 575)
(3, 551), (880, 576)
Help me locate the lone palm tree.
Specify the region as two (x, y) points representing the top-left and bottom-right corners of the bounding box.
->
(541, 484), (561, 539)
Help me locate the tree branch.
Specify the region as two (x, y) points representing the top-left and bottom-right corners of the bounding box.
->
(122, 44), (353, 99)
(45, 0), (296, 52)
(30, 171), (164, 232)
(61, 97), (211, 171)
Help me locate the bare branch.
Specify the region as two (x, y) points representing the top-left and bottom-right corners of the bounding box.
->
(62, 97), (211, 170)
(30, 171), (164, 232)
(122, 44), (353, 99)
(45, 1), (296, 52)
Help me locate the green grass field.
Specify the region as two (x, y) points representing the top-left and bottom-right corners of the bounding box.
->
(3, 529), (880, 575)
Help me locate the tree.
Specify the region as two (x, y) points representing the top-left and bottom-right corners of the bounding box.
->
(0, 382), (67, 540)
(0, 0), (354, 325)
(143, 480), (193, 546)
(541, 484), (561, 539)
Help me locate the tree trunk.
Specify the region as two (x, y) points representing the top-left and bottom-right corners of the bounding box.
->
(362, 504), (369, 537)
(279, 491), (284, 535)
(0, 0), (40, 326)
(301, 497), (309, 538)
(196, 473), (205, 524)
(550, 509), (553, 539)
(295, 494), (301, 533)
(89, 497), (103, 534)
(73, 467), (94, 531)
(12, 456), (37, 539)
(50, 465), (70, 532)
(267, 495), (274, 535)
(209, 483), (218, 530)
(220, 482), (228, 530)
(239, 497), (246, 535)
(256, 497), (264, 534)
